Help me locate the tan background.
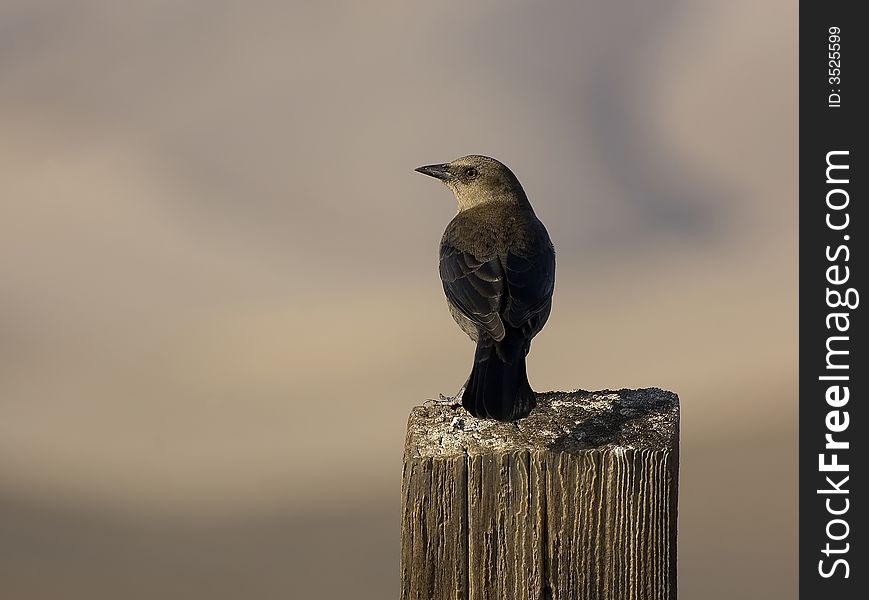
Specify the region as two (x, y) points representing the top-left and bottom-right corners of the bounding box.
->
(1, 1), (796, 598)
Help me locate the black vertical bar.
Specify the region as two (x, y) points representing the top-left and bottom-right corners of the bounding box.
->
(800, 3), (866, 598)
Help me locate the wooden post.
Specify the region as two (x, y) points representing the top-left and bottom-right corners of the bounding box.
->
(401, 388), (679, 600)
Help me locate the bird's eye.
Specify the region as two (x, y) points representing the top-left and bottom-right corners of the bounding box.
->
(465, 167), (479, 179)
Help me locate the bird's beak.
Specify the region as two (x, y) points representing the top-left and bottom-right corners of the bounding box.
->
(414, 163), (453, 181)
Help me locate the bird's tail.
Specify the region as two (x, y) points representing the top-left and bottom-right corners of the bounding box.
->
(462, 333), (536, 421)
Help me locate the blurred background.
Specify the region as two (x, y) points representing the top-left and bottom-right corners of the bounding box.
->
(0, 0), (795, 598)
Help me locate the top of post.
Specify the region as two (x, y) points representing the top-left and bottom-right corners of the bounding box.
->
(405, 388), (679, 459)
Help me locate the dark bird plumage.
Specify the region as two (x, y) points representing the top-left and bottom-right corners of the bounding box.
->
(416, 155), (555, 421)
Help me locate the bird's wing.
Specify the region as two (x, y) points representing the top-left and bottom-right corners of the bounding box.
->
(503, 245), (556, 328)
(439, 244), (506, 341)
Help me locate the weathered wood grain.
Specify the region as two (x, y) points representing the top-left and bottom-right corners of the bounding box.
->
(401, 388), (679, 600)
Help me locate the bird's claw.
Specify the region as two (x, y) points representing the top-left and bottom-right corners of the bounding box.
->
(428, 388), (464, 406)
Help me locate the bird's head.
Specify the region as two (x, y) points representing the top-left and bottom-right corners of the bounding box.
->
(415, 155), (528, 211)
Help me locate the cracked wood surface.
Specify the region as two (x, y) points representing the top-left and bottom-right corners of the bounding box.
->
(401, 388), (679, 600)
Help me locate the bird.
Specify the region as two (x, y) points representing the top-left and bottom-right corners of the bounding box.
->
(415, 155), (555, 421)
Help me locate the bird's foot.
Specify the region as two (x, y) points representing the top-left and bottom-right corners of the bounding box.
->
(428, 387), (464, 407)
(519, 390), (538, 420)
